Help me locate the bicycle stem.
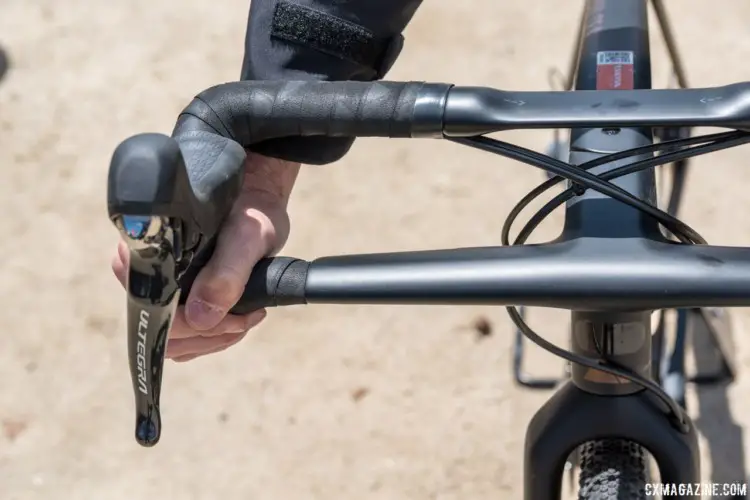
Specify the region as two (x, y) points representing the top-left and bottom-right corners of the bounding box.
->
(115, 214), (181, 446)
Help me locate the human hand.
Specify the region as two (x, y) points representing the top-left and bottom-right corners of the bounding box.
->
(112, 152), (300, 362)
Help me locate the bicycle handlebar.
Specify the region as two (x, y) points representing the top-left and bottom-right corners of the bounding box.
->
(106, 79), (750, 447)
(180, 243), (750, 314)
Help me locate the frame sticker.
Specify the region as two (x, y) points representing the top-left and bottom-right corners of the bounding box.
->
(596, 50), (634, 90)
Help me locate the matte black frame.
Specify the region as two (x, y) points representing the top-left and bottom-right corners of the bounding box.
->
(523, 1), (700, 498)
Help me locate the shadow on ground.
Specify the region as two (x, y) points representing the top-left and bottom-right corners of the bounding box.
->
(691, 310), (748, 498)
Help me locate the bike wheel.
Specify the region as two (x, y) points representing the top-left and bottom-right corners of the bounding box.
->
(577, 439), (649, 500)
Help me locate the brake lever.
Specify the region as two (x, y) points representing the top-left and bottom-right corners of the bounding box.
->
(113, 214), (182, 446)
(107, 132), (245, 446)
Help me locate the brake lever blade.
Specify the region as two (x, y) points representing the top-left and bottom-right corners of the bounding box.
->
(115, 214), (181, 446)
(107, 134), (198, 447)
(108, 132), (245, 447)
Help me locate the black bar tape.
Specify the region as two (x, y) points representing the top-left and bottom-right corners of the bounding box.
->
(234, 257), (310, 313)
(180, 257), (310, 315)
(172, 81), (448, 146)
(240, 0), (424, 165)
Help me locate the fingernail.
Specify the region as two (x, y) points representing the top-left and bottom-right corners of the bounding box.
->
(185, 300), (224, 330)
(225, 331), (248, 341)
(247, 308), (267, 328)
(172, 354), (199, 363)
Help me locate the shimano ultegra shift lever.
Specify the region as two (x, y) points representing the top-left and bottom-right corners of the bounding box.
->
(113, 213), (180, 446)
(107, 132), (246, 446)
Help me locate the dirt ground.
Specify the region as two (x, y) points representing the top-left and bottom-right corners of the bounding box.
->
(2, 1), (750, 499)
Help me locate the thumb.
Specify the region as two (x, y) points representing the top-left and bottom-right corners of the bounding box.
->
(184, 212), (275, 330)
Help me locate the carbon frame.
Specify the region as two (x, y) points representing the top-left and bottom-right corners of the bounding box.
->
(523, 1), (701, 498)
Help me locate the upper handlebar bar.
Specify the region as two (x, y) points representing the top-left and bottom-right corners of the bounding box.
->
(176, 79), (750, 143)
(168, 80), (750, 214)
(106, 79), (750, 447)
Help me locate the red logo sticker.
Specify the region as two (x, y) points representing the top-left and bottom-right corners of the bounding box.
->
(596, 51), (634, 90)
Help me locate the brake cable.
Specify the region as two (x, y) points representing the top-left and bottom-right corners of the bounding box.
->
(451, 136), (705, 244)
(448, 130), (750, 432)
(501, 130), (748, 244)
(509, 132), (750, 244)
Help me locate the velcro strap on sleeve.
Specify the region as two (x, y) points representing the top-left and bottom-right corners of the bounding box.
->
(271, 1), (403, 78)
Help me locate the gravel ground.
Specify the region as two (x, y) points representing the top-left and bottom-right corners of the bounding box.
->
(1, 1), (750, 498)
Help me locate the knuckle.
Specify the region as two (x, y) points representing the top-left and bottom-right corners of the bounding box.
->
(111, 255), (126, 284)
(197, 263), (246, 307)
(110, 254), (121, 273)
(116, 241), (129, 264)
(230, 212), (268, 245)
(230, 206), (280, 251)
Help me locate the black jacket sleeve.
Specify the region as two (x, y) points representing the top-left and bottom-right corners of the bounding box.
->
(239, 0), (424, 165)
